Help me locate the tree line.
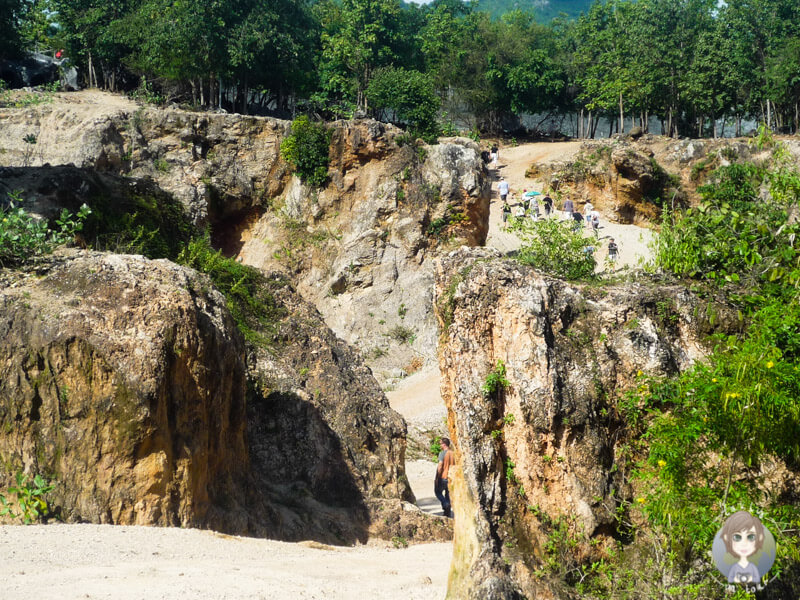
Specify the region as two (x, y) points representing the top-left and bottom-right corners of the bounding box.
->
(4, 0), (800, 138)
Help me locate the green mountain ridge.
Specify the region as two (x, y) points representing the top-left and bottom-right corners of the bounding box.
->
(471, 0), (592, 21)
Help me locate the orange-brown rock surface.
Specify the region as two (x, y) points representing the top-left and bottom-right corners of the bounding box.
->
(434, 248), (738, 599)
(0, 250), (249, 530)
(0, 249), (450, 543)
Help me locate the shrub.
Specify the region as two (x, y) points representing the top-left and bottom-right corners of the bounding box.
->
(177, 237), (286, 346)
(652, 162), (800, 291)
(0, 473), (55, 524)
(280, 116), (332, 187)
(510, 217), (595, 280)
(482, 360), (509, 397)
(0, 190), (90, 267)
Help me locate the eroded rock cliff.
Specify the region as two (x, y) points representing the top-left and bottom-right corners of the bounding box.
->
(0, 250), (249, 530)
(434, 248), (737, 599)
(0, 250), (450, 543)
(0, 92), (491, 383)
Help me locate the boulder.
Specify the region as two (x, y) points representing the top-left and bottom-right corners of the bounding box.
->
(0, 250), (250, 531)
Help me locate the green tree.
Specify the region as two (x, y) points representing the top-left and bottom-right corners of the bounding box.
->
(365, 67), (440, 140)
(0, 0), (25, 59)
(317, 0), (405, 110)
(510, 217), (595, 280)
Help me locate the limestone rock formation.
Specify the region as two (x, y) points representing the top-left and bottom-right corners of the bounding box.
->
(434, 248), (737, 599)
(0, 250), (250, 531)
(0, 250), (450, 543)
(0, 93), (490, 383)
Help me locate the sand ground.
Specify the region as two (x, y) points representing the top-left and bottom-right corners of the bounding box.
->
(0, 136), (655, 600)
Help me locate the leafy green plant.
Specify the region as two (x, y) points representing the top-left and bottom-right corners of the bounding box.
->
(0, 190), (91, 267)
(391, 535), (409, 549)
(0, 473), (55, 524)
(177, 237), (286, 346)
(509, 218), (596, 280)
(482, 360), (509, 397)
(429, 435), (442, 459)
(280, 116), (332, 187)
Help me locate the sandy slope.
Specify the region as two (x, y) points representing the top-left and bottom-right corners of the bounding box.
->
(0, 134), (657, 600)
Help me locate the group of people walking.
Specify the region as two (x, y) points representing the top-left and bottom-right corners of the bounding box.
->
(498, 178), (619, 264)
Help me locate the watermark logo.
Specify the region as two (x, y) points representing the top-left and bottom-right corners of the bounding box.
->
(712, 510), (776, 593)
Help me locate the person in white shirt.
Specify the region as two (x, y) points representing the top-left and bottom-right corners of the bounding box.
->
(498, 177), (509, 202)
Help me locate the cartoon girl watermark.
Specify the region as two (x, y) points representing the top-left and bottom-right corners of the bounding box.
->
(712, 510), (776, 593)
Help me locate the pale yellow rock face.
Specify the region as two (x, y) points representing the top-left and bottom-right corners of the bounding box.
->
(435, 248), (737, 599)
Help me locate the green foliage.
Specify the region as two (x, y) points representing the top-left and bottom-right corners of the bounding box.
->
(387, 324), (415, 345)
(391, 535), (409, 548)
(0, 190), (90, 267)
(482, 360), (509, 397)
(0, 473), (55, 524)
(177, 237), (286, 347)
(366, 66), (440, 142)
(510, 217), (595, 280)
(652, 161), (800, 291)
(280, 116), (332, 188)
(628, 300), (800, 581)
(84, 191), (195, 261)
(429, 435), (442, 459)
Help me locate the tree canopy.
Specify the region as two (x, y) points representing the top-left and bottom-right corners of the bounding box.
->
(5, 0), (800, 137)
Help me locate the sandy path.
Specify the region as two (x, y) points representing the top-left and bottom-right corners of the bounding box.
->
(487, 142), (655, 269)
(0, 524), (450, 600)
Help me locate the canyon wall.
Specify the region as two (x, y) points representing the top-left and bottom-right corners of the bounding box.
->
(0, 94), (491, 382)
(434, 248), (738, 598)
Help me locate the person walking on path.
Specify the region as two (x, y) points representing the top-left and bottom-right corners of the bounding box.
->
(491, 144), (499, 168)
(543, 194), (553, 217)
(571, 210), (584, 231)
(562, 197), (574, 220)
(590, 209), (601, 237)
(435, 438), (455, 518)
(584, 201), (594, 228)
(498, 177), (509, 203)
(502, 200), (512, 223)
(607, 238), (618, 264)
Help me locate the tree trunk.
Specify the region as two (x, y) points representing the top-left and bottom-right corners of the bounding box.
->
(766, 99), (771, 129)
(609, 117), (614, 138)
(591, 112), (599, 138)
(667, 107), (672, 138)
(619, 91), (624, 134)
(199, 78), (205, 106)
(579, 108), (584, 138)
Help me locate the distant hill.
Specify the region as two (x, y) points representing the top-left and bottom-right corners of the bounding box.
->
(472, 0), (592, 22)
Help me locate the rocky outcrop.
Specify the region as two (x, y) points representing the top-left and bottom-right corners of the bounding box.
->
(240, 128), (489, 384)
(0, 250), (249, 530)
(245, 275), (451, 543)
(433, 248), (737, 599)
(0, 250), (449, 543)
(0, 92), (491, 383)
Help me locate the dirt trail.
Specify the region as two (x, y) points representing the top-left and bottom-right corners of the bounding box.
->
(487, 142), (655, 268)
